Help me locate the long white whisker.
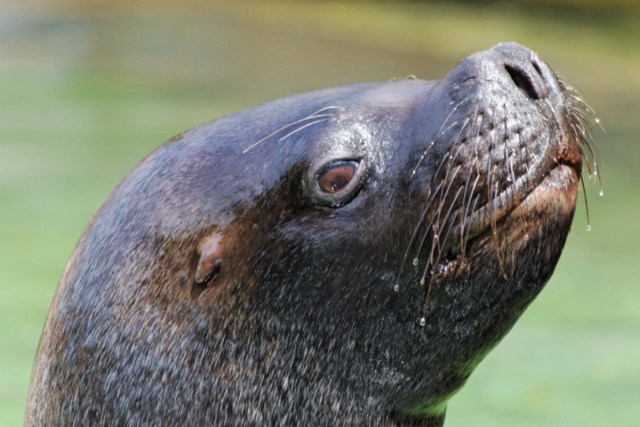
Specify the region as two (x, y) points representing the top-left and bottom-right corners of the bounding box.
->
(278, 119), (330, 142)
(242, 106), (344, 153)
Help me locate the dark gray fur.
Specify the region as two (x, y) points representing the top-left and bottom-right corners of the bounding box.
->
(26, 43), (590, 426)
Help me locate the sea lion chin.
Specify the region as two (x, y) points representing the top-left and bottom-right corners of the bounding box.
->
(26, 42), (596, 426)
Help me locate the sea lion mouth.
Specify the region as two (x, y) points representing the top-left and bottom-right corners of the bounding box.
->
(421, 159), (578, 285)
(462, 155), (581, 245)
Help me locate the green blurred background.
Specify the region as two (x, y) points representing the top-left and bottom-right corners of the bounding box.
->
(1, 0), (638, 425)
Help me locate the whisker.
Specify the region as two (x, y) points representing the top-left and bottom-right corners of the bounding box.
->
(411, 99), (467, 175)
(505, 125), (529, 239)
(414, 165), (459, 267)
(563, 80), (604, 198)
(580, 173), (592, 231)
(277, 119), (330, 143)
(394, 181), (444, 290)
(430, 187), (464, 265)
(460, 173), (481, 257)
(415, 141), (468, 286)
(508, 153), (529, 237)
(410, 141), (436, 178)
(485, 135), (507, 279)
(463, 193), (482, 246)
(458, 161), (478, 256)
(415, 145), (466, 255)
(242, 106), (344, 153)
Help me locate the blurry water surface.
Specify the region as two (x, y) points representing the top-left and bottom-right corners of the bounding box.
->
(1, 1), (638, 425)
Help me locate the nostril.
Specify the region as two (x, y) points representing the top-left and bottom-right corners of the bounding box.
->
(504, 64), (540, 101)
(531, 60), (543, 78)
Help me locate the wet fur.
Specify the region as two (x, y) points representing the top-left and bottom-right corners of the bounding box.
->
(26, 44), (595, 426)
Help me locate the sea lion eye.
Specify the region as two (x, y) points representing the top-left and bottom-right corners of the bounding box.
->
(317, 160), (358, 193)
(308, 158), (366, 208)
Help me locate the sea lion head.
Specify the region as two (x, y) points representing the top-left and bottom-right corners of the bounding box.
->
(27, 43), (596, 426)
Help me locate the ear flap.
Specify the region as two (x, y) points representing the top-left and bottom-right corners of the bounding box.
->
(192, 230), (223, 298)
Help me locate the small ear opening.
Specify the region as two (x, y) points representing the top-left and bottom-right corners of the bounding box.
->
(192, 231), (223, 298)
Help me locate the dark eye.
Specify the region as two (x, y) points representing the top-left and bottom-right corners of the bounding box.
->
(308, 158), (366, 208)
(317, 160), (358, 193)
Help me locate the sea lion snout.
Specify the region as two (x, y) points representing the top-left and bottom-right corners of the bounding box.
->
(405, 43), (587, 256)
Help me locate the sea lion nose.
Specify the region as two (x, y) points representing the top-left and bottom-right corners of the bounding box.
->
(489, 42), (561, 103)
(503, 60), (544, 101)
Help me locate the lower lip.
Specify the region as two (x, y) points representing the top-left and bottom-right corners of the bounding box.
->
(462, 163), (579, 239)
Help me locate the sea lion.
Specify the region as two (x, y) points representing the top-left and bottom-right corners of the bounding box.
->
(26, 43), (595, 426)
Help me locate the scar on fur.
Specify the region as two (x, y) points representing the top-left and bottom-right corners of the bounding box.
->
(192, 230), (223, 298)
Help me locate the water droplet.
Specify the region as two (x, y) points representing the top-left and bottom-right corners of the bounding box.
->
(393, 284), (400, 293)
(419, 317), (427, 327)
(381, 271), (394, 281)
(412, 258), (419, 267)
(595, 117), (601, 124)
(588, 173), (596, 183)
(599, 190), (604, 197)
(419, 278), (426, 286)
(524, 233), (530, 241)
(586, 225), (592, 232)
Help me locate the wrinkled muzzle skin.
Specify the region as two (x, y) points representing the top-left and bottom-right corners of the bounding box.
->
(26, 43), (594, 426)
